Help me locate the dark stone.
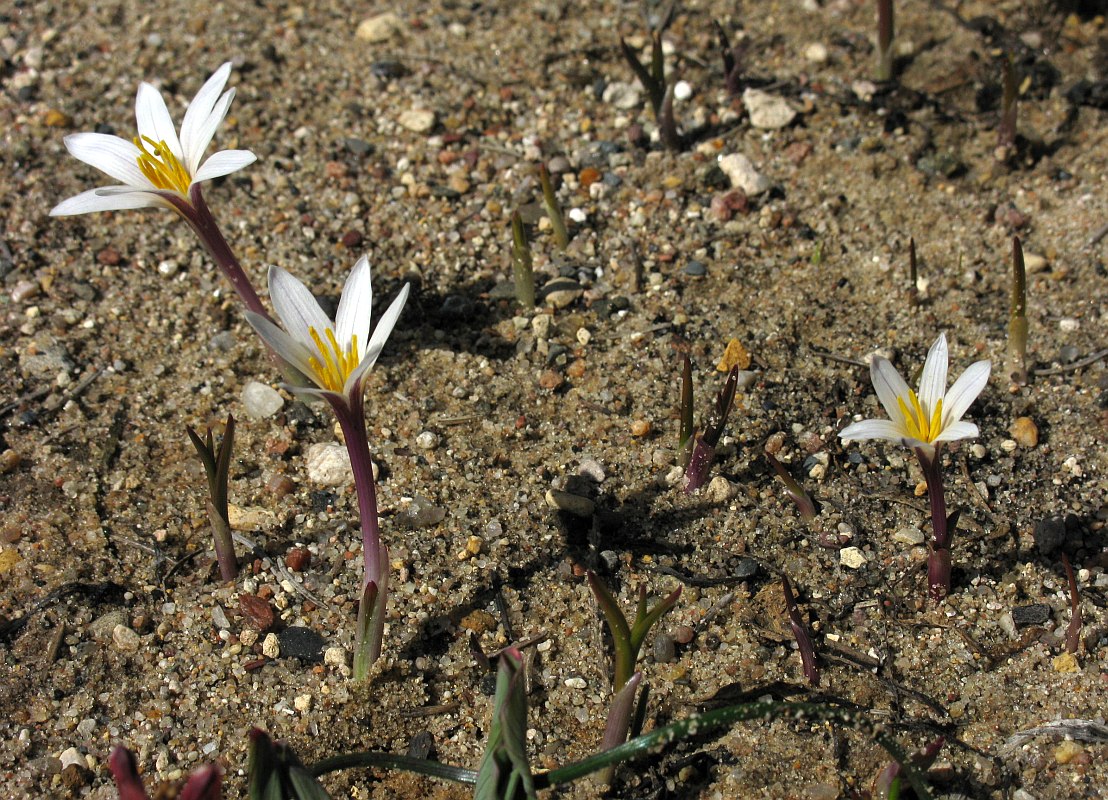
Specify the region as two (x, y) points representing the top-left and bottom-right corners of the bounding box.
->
(733, 558), (759, 580)
(684, 260), (707, 277)
(343, 137), (373, 155)
(479, 672), (498, 696)
(278, 627), (325, 663)
(406, 731), (434, 760)
(1011, 604), (1051, 628)
(653, 633), (676, 663)
(439, 294), (475, 318)
(1033, 515), (1070, 555)
(1059, 345), (1080, 364)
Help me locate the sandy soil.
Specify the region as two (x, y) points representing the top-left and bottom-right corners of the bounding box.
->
(1, 0), (1106, 797)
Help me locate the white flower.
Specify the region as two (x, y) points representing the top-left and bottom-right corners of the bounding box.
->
(50, 62), (256, 216)
(840, 334), (990, 451)
(246, 257), (409, 407)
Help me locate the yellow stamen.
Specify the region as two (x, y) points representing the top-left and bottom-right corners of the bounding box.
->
(306, 327), (359, 393)
(133, 135), (192, 196)
(896, 390), (944, 442)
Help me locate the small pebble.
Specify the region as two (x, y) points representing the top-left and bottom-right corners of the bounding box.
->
(705, 475), (738, 503)
(630, 419), (652, 437)
(398, 108), (436, 133)
(892, 527), (925, 546)
(305, 443), (352, 486)
(285, 547), (311, 572)
(742, 88), (797, 129)
(577, 458), (606, 483)
(563, 676), (587, 690)
(261, 633), (281, 659)
(278, 627), (325, 662)
(538, 369), (564, 390)
(11, 280), (39, 302)
(545, 489), (595, 518)
(684, 260), (707, 277)
(294, 694), (313, 713)
(1009, 417), (1039, 448)
(0, 450), (21, 474)
(653, 633), (677, 663)
(266, 474), (295, 498)
(228, 504), (277, 531)
(1054, 740), (1084, 764)
(239, 595), (276, 632)
(355, 12), (403, 42)
(1052, 652), (1079, 673)
(112, 624), (141, 653)
(718, 153), (770, 196)
(415, 431), (440, 450)
(674, 625), (695, 645)
(324, 646), (348, 669)
(839, 547), (867, 569)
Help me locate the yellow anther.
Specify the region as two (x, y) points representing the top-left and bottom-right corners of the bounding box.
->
(897, 390), (943, 443)
(133, 135), (192, 196)
(306, 327), (360, 393)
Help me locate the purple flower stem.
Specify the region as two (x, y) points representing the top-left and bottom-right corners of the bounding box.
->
(331, 390), (388, 677)
(167, 185), (272, 322)
(915, 446), (952, 603)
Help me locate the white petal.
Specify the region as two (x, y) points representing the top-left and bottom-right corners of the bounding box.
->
(840, 419), (906, 442)
(870, 357), (911, 422)
(335, 256), (374, 351)
(180, 63), (232, 171)
(941, 360), (991, 428)
(63, 133), (150, 188)
(917, 334), (948, 420)
(185, 89), (235, 174)
(50, 186), (164, 216)
(364, 283), (410, 364)
(244, 311), (319, 383)
(192, 149), (256, 183)
(267, 266), (334, 347)
(135, 82), (183, 160)
(933, 420), (979, 443)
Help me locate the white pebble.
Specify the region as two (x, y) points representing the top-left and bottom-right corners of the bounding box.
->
(415, 431), (440, 450)
(673, 80), (692, 101)
(839, 547), (867, 569)
(742, 88), (797, 129)
(717, 153), (770, 196)
(564, 676), (587, 690)
(305, 442), (352, 486)
(262, 633), (280, 658)
(241, 380), (284, 419)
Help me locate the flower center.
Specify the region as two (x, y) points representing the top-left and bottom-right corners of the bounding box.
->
(133, 135), (192, 196)
(307, 327), (360, 393)
(896, 390), (943, 443)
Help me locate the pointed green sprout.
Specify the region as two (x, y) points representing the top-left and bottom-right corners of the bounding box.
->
(538, 165), (569, 251)
(1008, 235), (1028, 385)
(186, 414), (238, 581)
(312, 700), (935, 799)
(248, 729), (331, 800)
(683, 365), (740, 493)
(781, 575), (820, 686)
(474, 648), (536, 800)
(510, 211), (536, 308)
(587, 571), (680, 693)
(765, 452), (817, 523)
(619, 2), (681, 150)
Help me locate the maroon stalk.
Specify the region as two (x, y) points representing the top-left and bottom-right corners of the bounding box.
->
(915, 446), (953, 602)
(329, 388), (388, 674)
(165, 185), (271, 322)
